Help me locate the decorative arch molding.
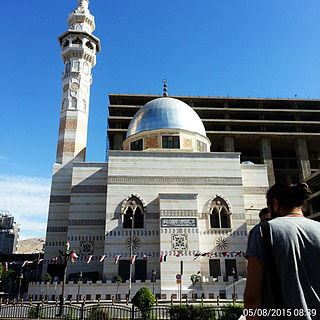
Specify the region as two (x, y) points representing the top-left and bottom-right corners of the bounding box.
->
(120, 194), (147, 215)
(206, 194), (232, 215)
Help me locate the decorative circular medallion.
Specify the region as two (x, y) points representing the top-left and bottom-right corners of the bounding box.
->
(214, 237), (230, 251)
(71, 83), (80, 90)
(70, 90), (77, 97)
(125, 236), (141, 252)
(63, 84), (69, 92)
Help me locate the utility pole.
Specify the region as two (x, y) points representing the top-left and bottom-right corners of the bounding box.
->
(128, 201), (138, 300)
(180, 261), (183, 305)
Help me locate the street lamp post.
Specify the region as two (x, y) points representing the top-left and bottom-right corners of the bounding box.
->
(232, 267), (236, 301)
(151, 269), (156, 296)
(58, 241), (70, 315)
(77, 271), (82, 302)
(35, 249), (42, 282)
(18, 273), (23, 301)
(128, 201), (138, 300)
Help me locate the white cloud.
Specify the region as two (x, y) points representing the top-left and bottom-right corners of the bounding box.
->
(0, 175), (51, 239)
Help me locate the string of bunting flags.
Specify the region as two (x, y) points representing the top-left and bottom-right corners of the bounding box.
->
(1, 250), (246, 270)
(49, 250), (246, 264)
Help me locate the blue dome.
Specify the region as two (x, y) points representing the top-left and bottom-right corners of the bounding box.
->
(126, 97), (206, 138)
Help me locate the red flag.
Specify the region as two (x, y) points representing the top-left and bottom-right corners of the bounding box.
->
(3, 262), (8, 272)
(114, 255), (121, 264)
(86, 255), (93, 264)
(130, 255), (136, 265)
(52, 257), (57, 262)
(160, 254), (167, 263)
(99, 255), (106, 263)
(143, 254), (148, 260)
(71, 252), (79, 259)
(37, 259), (43, 265)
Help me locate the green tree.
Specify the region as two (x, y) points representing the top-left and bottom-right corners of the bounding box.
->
(0, 263), (4, 279)
(41, 273), (52, 301)
(190, 271), (201, 300)
(132, 287), (155, 319)
(113, 275), (122, 300)
(1, 269), (17, 297)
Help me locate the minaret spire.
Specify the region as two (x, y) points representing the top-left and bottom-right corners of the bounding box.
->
(78, 0), (89, 9)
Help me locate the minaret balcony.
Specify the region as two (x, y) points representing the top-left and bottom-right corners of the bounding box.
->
(62, 45), (95, 54)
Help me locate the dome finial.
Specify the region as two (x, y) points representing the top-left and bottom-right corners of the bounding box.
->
(162, 79), (168, 97)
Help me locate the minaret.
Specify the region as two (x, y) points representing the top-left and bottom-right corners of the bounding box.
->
(56, 0), (100, 163)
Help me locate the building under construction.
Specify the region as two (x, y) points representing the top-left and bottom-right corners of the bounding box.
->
(108, 94), (320, 186)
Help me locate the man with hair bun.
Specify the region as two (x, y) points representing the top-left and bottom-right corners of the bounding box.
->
(259, 207), (271, 222)
(244, 183), (320, 319)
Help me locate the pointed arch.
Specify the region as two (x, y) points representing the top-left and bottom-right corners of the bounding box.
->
(207, 195), (232, 229)
(121, 194), (146, 229)
(72, 37), (82, 45)
(73, 60), (80, 72)
(85, 41), (94, 50)
(65, 60), (71, 73)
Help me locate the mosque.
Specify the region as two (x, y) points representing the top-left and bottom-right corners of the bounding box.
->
(28, 0), (269, 301)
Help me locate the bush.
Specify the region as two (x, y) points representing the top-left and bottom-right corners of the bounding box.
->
(221, 303), (243, 320)
(27, 306), (44, 319)
(132, 287), (155, 319)
(169, 305), (215, 320)
(88, 306), (110, 320)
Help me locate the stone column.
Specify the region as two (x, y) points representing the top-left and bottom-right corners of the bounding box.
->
(114, 133), (124, 150)
(295, 138), (311, 180)
(260, 137), (275, 186)
(224, 136), (235, 152)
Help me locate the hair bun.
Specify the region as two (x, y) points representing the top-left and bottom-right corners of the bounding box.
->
(293, 182), (311, 202)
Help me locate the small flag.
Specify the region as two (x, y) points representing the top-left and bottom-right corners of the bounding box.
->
(37, 259), (43, 265)
(86, 255), (93, 264)
(201, 252), (210, 257)
(143, 254), (148, 260)
(52, 257), (57, 262)
(210, 253), (214, 259)
(99, 255), (106, 263)
(223, 252), (228, 257)
(130, 255), (136, 264)
(193, 253), (201, 261)
(114, 255), (121, 264)
(71, 252), (79, 259)
(3, 262), (8, 272)
(175, 253), (183, 257)
(160, 254), (167, 263)
(22, 261), (28, 267)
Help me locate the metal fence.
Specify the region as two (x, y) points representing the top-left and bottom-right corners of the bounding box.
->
(0, 302), (242, 319)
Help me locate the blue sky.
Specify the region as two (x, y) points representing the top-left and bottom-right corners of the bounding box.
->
(1, 0), (320, 239)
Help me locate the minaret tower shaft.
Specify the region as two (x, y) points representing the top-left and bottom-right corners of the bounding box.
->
(56, 0), (100, 164)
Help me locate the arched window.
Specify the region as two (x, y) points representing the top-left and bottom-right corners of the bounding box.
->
(72, 37), (82, 45)
(76, 24), (82, 31)
(71, 97), (77, 109)
(65, 60), (71, 73)
(63, 40), (69, 48)
(85, 41), (94, 50)
(61, 99), (66, 110)
(73, 60), (80, 71)
(83, 62), (89, 75)
(122, 197), (144, 229)
(81, 99), (87, 112)
(209, 197), (231, 228)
